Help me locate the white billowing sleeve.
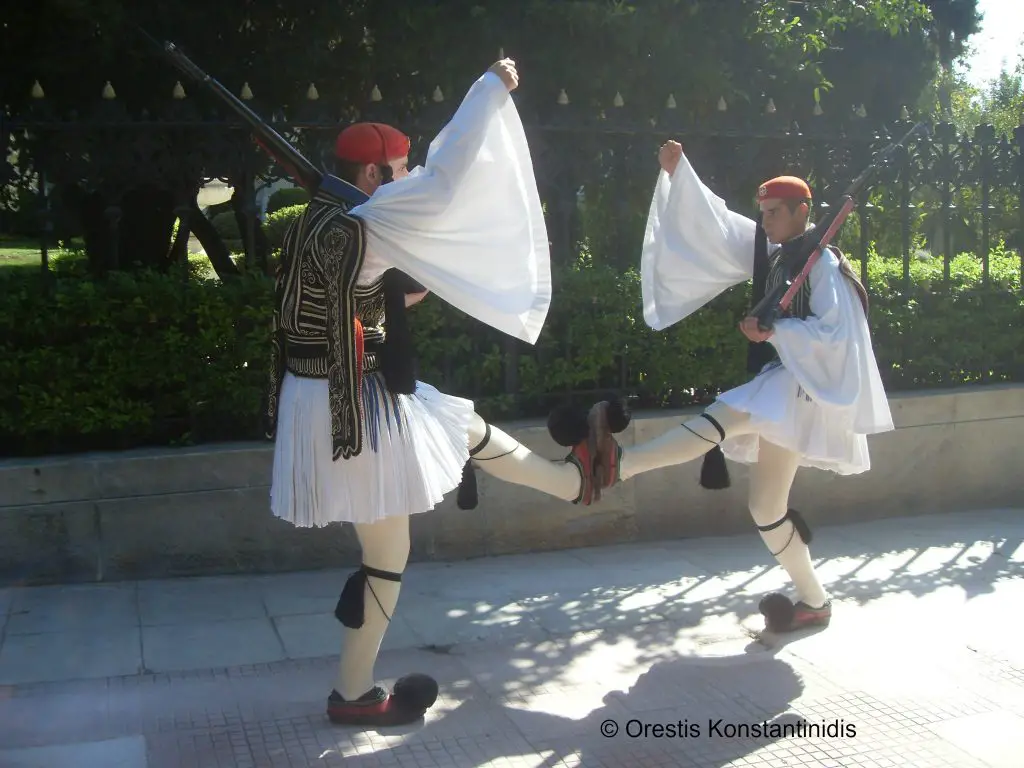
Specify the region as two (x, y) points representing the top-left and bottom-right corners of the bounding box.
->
(348, 71), (551, 345)
(768, 250), (895, 435)
(641, 153), (758, 331)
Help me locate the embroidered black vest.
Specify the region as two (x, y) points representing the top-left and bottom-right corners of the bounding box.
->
(747, 219), (813, 373)
(264, 189), (419, 461)
(746, 218), (869, 375)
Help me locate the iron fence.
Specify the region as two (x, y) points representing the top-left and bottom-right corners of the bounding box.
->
(3, 79), (1023, 283)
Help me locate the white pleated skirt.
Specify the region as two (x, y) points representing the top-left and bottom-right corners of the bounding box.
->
(715, 361), (871, 475)
(270, 370), (475, 527)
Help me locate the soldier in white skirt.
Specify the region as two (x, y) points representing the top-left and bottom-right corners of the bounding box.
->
(265, 59), (607, 728)
(585, 140), (895, 634)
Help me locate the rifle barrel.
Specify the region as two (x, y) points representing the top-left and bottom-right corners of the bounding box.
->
(135, 26), (323, 191)
(162, 43), (266, 136)
(842, 121), (926, 197)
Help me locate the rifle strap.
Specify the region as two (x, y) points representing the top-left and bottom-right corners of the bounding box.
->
(830, 246), (871, 317)
(746, 215), (776, 375)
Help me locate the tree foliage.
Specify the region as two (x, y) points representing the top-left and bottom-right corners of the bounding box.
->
(4, 1), (938, 118)
(940, 54), (1024, 138)
(2, 0), (985, 279)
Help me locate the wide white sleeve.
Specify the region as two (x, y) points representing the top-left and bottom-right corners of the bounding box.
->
(349, 71), (550, 345)
(768, 251), (895, 434)
(640, 153), (758, 331)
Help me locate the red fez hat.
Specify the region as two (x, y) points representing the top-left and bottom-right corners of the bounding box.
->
(334, 122), (411, 165)
(756, 176), (812, 201)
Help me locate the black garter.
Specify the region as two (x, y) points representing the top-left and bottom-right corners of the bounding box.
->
(688, 413), (732, 490)
(335, 565), (403, 629)
(457, 423), (519, 510)
(684, 412), (726, 445)
(469, 424), (519, 462)
(757, 509), (813, 556)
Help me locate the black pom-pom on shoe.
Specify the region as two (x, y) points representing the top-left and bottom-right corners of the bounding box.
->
(547, 403), (589, 447)
(758, 592), (795, 633)
(393, 673), (440, 712)
(602, 393), (631, 434)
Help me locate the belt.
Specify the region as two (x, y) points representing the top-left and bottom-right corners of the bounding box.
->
(284, 334), (382, 378)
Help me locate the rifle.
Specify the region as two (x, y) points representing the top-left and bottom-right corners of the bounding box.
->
(134, 26), (369, 208)
(137, 27), (428, 295)
(750, 121), (928, 331)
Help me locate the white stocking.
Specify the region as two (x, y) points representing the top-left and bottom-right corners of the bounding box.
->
(748, 438), (828, 608)
(618, 401), (756, 481)
(335, 514), (409, 701)
(466, 412), (582, 502)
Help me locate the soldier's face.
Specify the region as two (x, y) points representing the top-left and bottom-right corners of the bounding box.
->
(759, 199), (806, 244)
(362, 156), (410, 195)
(388, 156), (409, 181)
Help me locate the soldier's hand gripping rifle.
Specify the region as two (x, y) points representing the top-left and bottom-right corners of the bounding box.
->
(750, 121), (928, 332)
(135, 26), (369, 208)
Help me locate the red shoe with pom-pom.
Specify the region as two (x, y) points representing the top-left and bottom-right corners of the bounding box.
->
(327, 673), (439, 727)
(546, 397), (631, 505)
(789, 600), (832, 630)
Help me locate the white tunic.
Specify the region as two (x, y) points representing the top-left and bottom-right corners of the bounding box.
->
(640, 154), (894, 474)
(352, 72), (550, 341)
(270, 72), (551, 527)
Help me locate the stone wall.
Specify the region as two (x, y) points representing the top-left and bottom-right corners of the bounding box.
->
(2, 382), (1022, 586)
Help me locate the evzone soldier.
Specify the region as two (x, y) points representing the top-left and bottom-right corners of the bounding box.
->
(581, 139), (895, 634)
(265, 59), (617, 728)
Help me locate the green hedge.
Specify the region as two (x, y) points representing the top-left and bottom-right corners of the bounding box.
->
(203, 205), (305, 257)
(0, 245), (1020, 458)
(266, 186), (310, 216)
(264, 205), (305, 251)
(864, 248), (1023, 388)
(0, 266), (273, 456)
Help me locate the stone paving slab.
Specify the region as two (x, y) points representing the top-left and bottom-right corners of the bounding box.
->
(0, 736), (148, 768)
(5, 507), (1020, 688)
(0, 508), (1022, 767)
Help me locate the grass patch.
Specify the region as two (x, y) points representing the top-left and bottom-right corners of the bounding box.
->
(0, 235), (225, 277)
(0, 252), (41, 270)
(0, 235), (44, 266)
(0, 235), (87, 271)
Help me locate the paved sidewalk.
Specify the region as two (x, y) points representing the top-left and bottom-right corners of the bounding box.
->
(1, 507), (1022, 767)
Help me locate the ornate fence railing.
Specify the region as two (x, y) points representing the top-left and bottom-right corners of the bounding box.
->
(3, 78), (1022, 287)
